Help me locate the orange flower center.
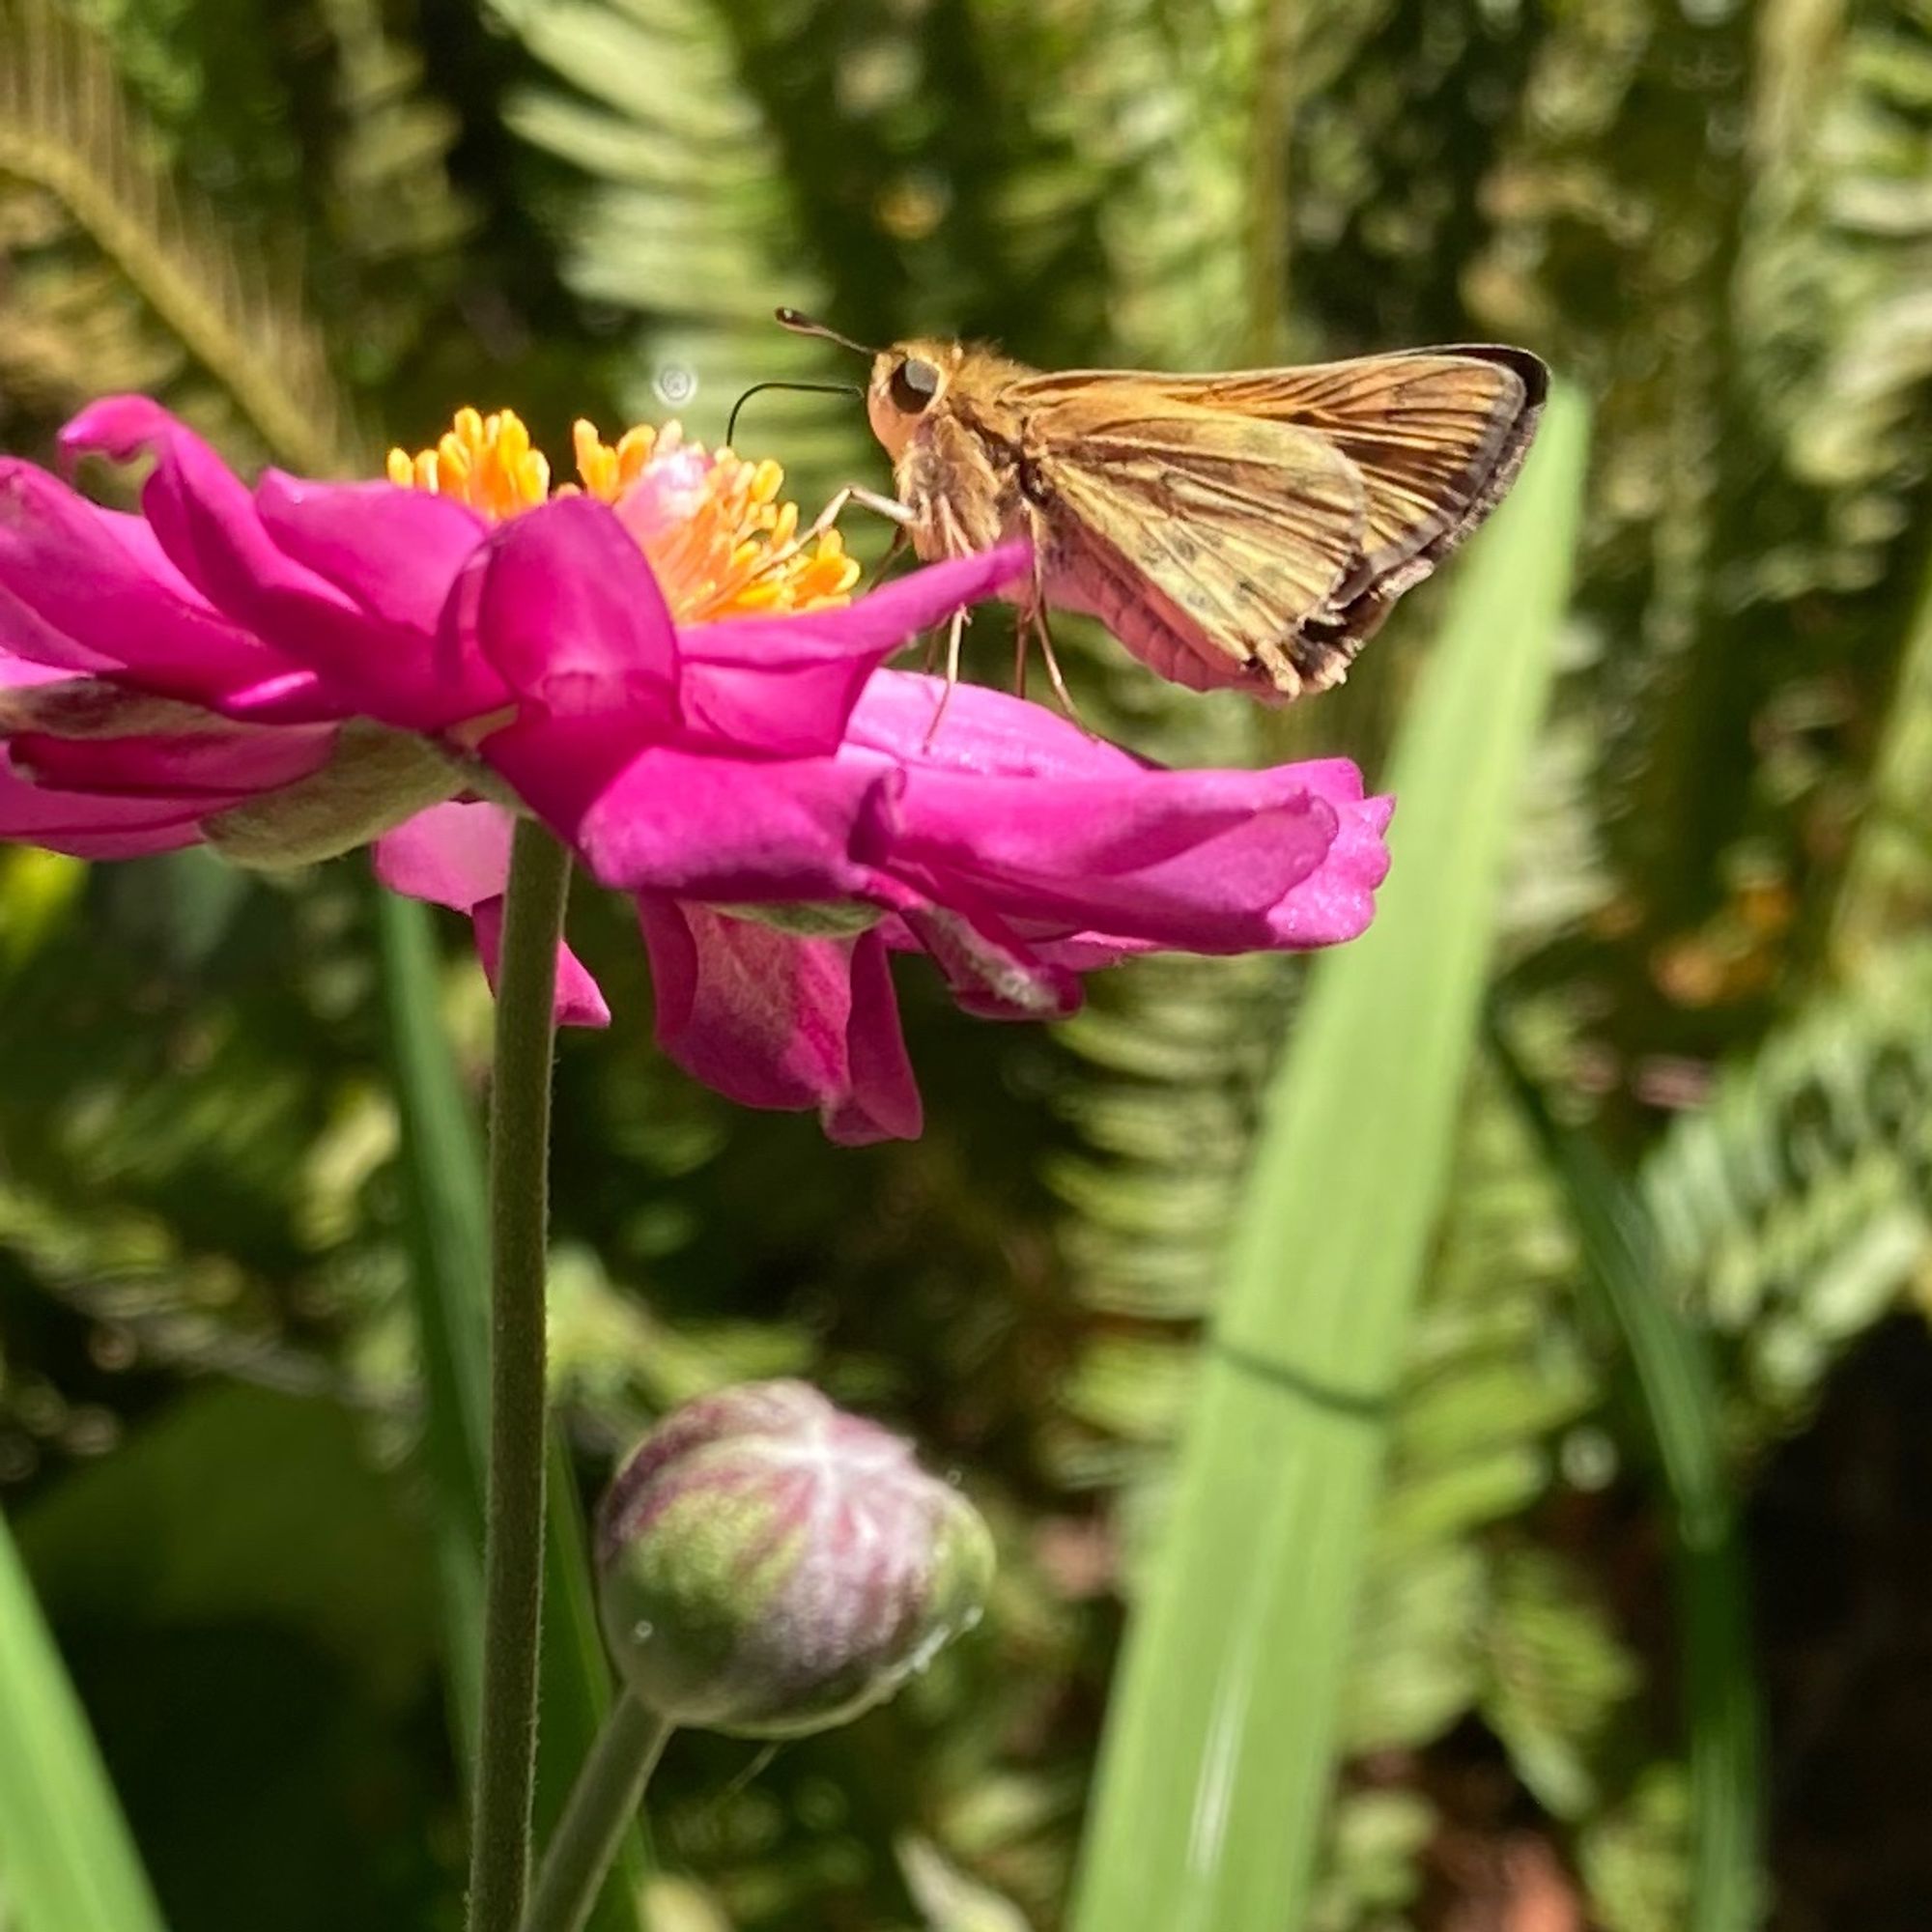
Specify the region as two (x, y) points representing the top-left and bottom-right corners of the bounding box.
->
(386, 409), (860, 624)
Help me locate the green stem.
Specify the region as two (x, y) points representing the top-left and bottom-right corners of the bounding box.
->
(468, 818), (573, 1932)
(523, 1697), (674, 1932)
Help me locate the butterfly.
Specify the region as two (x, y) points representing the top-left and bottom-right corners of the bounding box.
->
(775, 309), (1548, 709)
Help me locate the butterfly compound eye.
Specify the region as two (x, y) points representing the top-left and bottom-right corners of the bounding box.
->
(888, 356), (941, 414)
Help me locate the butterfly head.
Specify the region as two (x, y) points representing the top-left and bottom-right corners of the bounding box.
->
(866, 340), (963, 457)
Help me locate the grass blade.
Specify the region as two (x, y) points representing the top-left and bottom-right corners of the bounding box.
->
(1489, 1021), (1765, 1932)
(374, 886), (650, 1931)
(0, 1509), (168, 1932)
(1066, 387), (1591, 1932)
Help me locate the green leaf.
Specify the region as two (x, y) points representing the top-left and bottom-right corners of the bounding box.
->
(19, 1383), (438, 1703)
(374, 886), (650, 1932)
(0, 1511), (168, 1932)
(1065, 384), (1590, 1932)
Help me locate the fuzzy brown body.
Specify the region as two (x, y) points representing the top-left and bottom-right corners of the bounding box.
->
(860, 336), (1549, 701)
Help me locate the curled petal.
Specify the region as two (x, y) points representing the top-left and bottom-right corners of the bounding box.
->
(374, 802), (611, 1028)
(551, 743), (892, 902)
(638, 896), (920, 1144)
(845, 668), (1145, 781)
(469, 895), (612, 1030)
(678, 541), (1034, 673)
(1260, 765), (1394, 946)
(61, 400), (469, 732)
(0, 464), (281, 697)
(0, 752), (205, 857)
(674, 545), (1033, 760)
(62, 399), (351, 624)
(888, 763), (1346, 950)
(9, 725), (335, 802)
(255, 473), (509, 725)
(466, 497), (679, 722)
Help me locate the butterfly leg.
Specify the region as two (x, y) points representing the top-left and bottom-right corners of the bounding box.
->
(748, 483), (916, 587)
(920, 606), (969, 748)
(1015, 513), (1089, 730)
(911, 496), (984, 743)
(864, 524), (910, 595)
(1031, 606), (1089, 731)
(800, 482), (917, 544)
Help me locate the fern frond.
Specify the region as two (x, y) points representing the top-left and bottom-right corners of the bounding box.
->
(495, 0), (864, 503)
(1640, 940), (1932, 1434)
(0, 0), (355, 471)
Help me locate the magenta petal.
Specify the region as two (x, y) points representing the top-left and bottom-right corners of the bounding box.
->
(889, 764), (1345, 948)
(0, 463), (280, 696)
(847, 668), (1144, 781)
(856, 674), (1392, 949)
(1266, 785), (1394, 945)
(374, 799), (518, 910)
(678, 541), (1033, 670)
(473, 713), (665, 850)
(62, 400), (469, 732)
(468, 497), (679, 721)
(827, 928), (923, 1145)
(469, 895), (612, 1030)
(254, 473), (511, 725)
(256, 473), (484, 634)
(568, 745), (889, 900)
(637, 896), (921, 1142)
(673, 548), (1031, 757)
(215, 668), (339, 725)
(677, 654), (879, 762)
(0, 578), (116, 682)
(62, 399), (353, 622)
(0, 651), (70, 695)
(374, 803), (611, 1029)
(0, 753), (206, 855)
(10, 724), (335, 801)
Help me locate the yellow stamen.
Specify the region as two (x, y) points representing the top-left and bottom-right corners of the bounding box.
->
(387, 407), (861, 623)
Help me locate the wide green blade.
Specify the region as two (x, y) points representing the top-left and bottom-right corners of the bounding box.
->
(374, 886), (650, 1931)
(1066, 387), (1591, 1932)
(0, 1510), (168, 1932)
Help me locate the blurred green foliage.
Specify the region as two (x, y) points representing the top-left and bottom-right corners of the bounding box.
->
(1, 0), (1930, 1926)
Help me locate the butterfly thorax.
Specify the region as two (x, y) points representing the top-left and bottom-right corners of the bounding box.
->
(866, 341), (1041, 560)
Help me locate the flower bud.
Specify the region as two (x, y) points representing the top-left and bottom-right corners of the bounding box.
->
(594, 1379), (993, 1739)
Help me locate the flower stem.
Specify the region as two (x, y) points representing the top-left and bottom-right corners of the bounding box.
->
(468, 819), (572, 1932)
(521, 1696), (674, 1932)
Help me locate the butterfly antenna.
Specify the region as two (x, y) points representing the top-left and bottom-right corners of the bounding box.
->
(774, 307), (877, 356)
(725, 379), (864, 446)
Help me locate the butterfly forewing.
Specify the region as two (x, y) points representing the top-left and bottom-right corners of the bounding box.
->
(1012, 347), (1546, 691)
(1020, 349), (1542, 585)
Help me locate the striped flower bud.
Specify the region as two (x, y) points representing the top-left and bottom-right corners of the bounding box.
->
(595, 1380), (993, 1739)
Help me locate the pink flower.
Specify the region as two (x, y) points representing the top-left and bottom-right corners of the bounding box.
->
(0, 398), (1393, 1144)
(412, 493), (1393, 1142)
(0, 399), (1013, 1031)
